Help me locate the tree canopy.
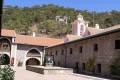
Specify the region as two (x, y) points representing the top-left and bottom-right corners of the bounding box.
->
(2, 4), (120, 38)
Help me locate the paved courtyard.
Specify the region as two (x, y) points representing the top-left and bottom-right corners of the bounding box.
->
(12, 67), (110, 80)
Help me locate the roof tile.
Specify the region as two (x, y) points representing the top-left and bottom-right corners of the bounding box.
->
(1, 29), (16, 37)
(15, 35), (64, 46)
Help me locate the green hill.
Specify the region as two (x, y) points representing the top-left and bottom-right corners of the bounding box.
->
(2, 4), (120, 38)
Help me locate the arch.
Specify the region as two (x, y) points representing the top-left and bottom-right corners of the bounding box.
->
(26, 58), (40, 65)
(27, 49), (41, 57)
(1, 54), (10, 65)
(0, 37), (11, 52)
(24, 48), (42, 66)
(0, 37), (12, 44)
(25, 48), (42, 57)
(79, 23), (86, 36)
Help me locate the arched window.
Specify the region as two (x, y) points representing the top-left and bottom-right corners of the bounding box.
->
(80, 25), (85, 35)
(2, 43), (9, 48)
(0, 38), (11, 52)
(27, 49), (41, 57)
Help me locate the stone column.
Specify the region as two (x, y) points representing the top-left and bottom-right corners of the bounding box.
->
(10, 44), (17, 66)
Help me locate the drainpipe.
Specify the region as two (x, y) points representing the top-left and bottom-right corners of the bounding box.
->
(0, 0), (3, 36)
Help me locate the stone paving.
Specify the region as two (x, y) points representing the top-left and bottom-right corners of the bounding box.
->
(12, 67), (110, 80)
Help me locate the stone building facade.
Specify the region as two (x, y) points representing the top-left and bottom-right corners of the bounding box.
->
(45, 31), (120, 76)
(45, 14), (120, 76)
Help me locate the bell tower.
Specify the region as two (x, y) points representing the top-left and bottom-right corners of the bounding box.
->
(72, 13), (86, 36)
(77, 13), (84, 21)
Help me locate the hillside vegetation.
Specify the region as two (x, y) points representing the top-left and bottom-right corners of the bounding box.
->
(2, 4), (120, 38)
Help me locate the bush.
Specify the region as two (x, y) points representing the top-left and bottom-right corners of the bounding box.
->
(85, 56), (95, 73)
(17, 61), (23, 67)
(0, 54), (15, 80)
(0, 65), (15, 80)
(110, 54), (120, 75)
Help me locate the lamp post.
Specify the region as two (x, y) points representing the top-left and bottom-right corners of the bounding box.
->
(0, 0), (4, 36)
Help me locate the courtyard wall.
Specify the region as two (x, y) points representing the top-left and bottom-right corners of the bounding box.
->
(45, 31), (120, 76)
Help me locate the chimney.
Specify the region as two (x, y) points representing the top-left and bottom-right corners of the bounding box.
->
(95, 24), (99, 29)
(86, 23), (88, 27)
(33, 32), (35, 37)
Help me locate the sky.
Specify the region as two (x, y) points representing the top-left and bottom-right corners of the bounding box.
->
(4, 0), (120, 12)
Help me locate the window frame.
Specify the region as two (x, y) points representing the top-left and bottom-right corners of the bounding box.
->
(55, 50), (58, 56)
(115, 40), (120, 49)
(79, 46), (82, 53)
(93, 44), (98, 51)
(70, 48), (73, 54)
(61, 49), (64, 55)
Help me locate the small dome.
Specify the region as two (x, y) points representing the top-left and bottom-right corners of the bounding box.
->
(77, 13), (83, 19)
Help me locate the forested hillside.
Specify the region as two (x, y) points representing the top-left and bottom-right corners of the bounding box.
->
(2, 4), (120, 38)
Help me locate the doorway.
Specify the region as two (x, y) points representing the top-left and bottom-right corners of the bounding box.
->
(26, 58), (40, 65)
(97, 64), (101, 73)
(75, 62), (79, 73)
(1, 54), (10, 65)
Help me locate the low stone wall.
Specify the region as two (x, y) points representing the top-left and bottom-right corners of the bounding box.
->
(26, 65), (73, 75)
(26, 66), (44, 74)
(111, 75), (120, 79)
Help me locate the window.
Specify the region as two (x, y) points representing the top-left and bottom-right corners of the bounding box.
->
(55, 51), (58, 56)
(97, 64), (101, 73)
(93, 44), (98, 51)
(80, 25), (84, 35)
(2, 43), (9, 48)
(115, 40), (120, 49)
(75, 62), (79, 72)
(79, 46), (82, 53)
(61, 49), (64, 55)
(58, 61), (60, 66)
(50, 52), (52, 55)
(70, 48), (73, 54)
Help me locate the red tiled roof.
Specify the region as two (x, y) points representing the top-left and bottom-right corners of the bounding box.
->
(1, 29), (16, 37)
(15, 35), (64, 46)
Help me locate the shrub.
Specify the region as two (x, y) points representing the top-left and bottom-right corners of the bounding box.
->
(0, 54), (15, 80)
(85, 56), (95, 73)
(110, 54), (120, 75)
(17, 61), (23, 66)
(0, 65), (15, 80)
